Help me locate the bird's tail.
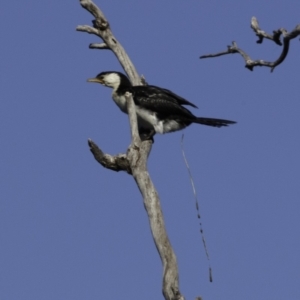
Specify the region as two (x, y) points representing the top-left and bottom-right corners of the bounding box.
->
(193, 117), (236, 127)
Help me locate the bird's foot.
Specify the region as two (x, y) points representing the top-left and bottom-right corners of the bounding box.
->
(139, 129), (155, 143)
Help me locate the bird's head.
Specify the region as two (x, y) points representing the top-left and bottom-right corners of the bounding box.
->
(87, 71), (131, 90)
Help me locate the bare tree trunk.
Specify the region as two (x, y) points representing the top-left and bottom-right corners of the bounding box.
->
(77, 1), (186, 299)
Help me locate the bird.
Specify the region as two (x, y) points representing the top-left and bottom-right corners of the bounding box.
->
(87, 71), (236, 139)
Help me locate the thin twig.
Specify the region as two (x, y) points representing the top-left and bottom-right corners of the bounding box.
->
(89, 43), (109, 49)
(181, 134), (212, 283)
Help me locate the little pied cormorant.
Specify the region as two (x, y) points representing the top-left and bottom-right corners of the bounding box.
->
(87, 71), (236, 138)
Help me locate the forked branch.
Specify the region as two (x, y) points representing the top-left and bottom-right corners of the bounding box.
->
(77, 0), (141, 85)
(200, 17), (300, 72)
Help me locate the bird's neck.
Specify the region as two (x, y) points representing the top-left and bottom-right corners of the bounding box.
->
(115, 83), (132, 96)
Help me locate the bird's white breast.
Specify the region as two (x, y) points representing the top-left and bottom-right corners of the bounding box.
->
(112, 92), (127, 113)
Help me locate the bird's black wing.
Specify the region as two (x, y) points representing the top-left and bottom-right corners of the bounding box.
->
(133, 85), (198, 108)
(132, 86), (196, 119)
(131, 85), (237, 126)
(157, 87), (198, 108)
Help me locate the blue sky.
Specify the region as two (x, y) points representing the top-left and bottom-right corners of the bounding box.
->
(1, 1), (299, 299)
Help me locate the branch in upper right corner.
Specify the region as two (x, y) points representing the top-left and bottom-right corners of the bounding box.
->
(200, 17), (300, 72)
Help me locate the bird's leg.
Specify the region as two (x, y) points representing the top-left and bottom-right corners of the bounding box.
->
(139, 127), (156, 143)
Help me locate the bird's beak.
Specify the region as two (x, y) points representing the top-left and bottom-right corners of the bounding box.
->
(87, 78), (104, 84)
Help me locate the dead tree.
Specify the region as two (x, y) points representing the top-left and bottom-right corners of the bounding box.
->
(200, 17), (300, 72)
(77, 1), (189, 299)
